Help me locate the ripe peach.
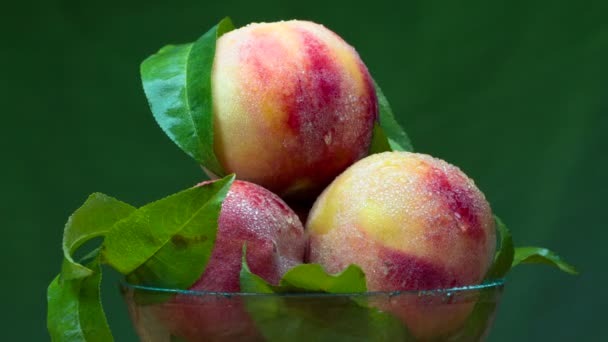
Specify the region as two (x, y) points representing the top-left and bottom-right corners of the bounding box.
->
(155, 180), (306, 341)
(307, 151), (496, 338)
(210, 20), (377, 200)
(193, 180), (305, 290)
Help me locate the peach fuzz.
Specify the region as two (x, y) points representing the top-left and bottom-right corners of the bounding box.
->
(211, 20), (377, 200)
(154, 180), (306, 341)
(307, 151), (496, 338)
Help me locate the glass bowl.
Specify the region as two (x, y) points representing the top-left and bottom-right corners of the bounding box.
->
(122, 279), (505, 342)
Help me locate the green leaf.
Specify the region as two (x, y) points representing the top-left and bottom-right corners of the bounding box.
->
(279, 264), (367, 293)
(368, 122), (392, 154)
(240, 248), (412, 341)
(239, 246), (276, 294)
(48, 193), (134, 341)
(373, 80), (414, 152)
(103, 174), (235, 292)
(513, 247), (578, 275)
(61, 193), (136, 280)
(141, 17), (235, 176)
(484, 216), (514, 280)
(48, 253), (113, 342)
(240, 245), (367, 294)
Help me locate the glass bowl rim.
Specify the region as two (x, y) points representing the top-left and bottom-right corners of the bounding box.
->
(121, 278), (505, 298)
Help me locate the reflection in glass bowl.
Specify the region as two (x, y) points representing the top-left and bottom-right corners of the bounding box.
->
(122, 279), (505, 342)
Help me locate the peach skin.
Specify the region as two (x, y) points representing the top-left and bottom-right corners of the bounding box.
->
(307, 151), (496, 339)
(210, 20), (377, 200)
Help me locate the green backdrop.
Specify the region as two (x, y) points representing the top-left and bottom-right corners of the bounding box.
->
(3, 0), (606, 340)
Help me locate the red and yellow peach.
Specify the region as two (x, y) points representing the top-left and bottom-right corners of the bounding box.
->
(307, 151), (496, 338)
(210, 20), (377, 200)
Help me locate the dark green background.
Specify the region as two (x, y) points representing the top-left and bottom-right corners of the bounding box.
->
(3, 0), (606, 340)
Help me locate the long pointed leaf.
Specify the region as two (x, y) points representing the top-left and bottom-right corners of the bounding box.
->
(48, 254), (112, 342)
(485, 216), (514, 279)
(368, 122), (392, 154)
(513, 246), (578, 275)
(61, 193), (135, 280)
(103, 174), (235, 291)
(141, 17), (234, 175)
(373, 80), (414, 152)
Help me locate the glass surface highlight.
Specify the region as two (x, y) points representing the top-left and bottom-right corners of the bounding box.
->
(122, 279), (505, 342)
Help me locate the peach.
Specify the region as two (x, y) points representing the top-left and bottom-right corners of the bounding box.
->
(155, 180), (306, 341)
(307, 151), (496, 338)
(210, 20), (377, 200)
